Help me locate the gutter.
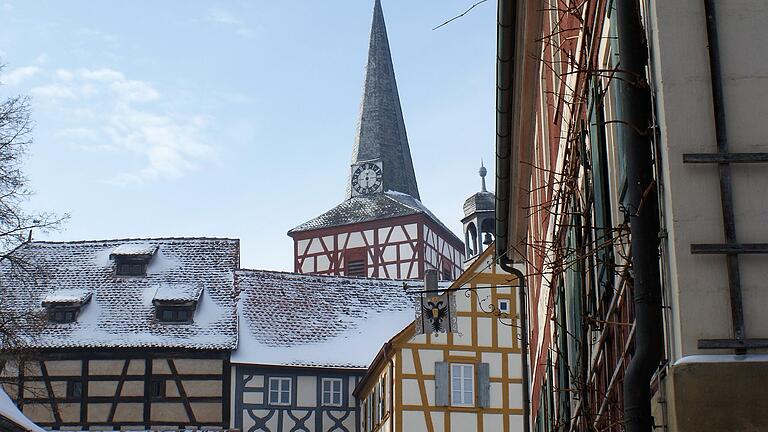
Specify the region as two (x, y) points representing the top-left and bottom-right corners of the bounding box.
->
(495, 2), (534, 431)
(494, 0), (517, 261)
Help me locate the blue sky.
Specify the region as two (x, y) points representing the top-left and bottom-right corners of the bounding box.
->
(0, 0), (496, 271)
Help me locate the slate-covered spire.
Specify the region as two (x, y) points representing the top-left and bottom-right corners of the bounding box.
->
(349, 0), (420, 200)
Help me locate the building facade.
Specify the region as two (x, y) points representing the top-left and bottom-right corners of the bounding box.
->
(0, 238), (239, 430)
(231, 269), (427, 432)
(288, 0), (464, 280)
(355, 246), (524, 432)
(495, 0), (768, 431)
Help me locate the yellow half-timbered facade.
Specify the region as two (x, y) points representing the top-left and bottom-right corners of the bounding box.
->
(355, 245), (523, 432)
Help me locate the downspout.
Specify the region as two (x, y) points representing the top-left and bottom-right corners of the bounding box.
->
(496, 0), (529, 430)
(388, 355), (395, 429)
(615, 1), (663, 431)
(500, 258), (530, 432)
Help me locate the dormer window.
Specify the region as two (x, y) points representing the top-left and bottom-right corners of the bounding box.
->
(116, 260), (147, 276)
(51, 309), (77, 323)
(110, 243), (158, 277)
(42, 290), (92, 324)
(152, 285), (202, 324)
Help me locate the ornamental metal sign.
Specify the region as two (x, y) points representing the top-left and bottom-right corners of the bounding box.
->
(415, 291), (458, 336)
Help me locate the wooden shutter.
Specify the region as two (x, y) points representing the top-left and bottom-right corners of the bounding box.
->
(434, 362), (449, 406)
(477, 362), (491, 408)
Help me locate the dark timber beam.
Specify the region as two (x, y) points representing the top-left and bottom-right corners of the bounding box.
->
(698, 338), (768, 349)
(691, 243), (768, 254)
(683, 152), (768, 163)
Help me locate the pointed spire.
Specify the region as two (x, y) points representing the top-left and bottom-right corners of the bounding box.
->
(349, 0), (420, 200)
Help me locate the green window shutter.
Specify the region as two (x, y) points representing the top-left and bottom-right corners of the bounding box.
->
(435, 361), (449, 406)
(477, 362), (491, 408)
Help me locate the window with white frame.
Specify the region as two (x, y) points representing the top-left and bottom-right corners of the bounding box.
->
(268, 377), (292, 405)
(451, 363), (474, 406)
(322, 378), (343, 406)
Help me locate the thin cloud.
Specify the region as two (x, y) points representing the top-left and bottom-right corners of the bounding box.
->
(2, 66), (41, 85)
(38, 67), (214, 184)
(199, 7), (256, 38)
(31, 83), (76, 99)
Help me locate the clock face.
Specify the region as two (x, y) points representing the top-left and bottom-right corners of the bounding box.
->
(351, 162), (383, 195)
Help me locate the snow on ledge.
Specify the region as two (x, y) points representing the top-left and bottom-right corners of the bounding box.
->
(0, 387), (45, 431)
(110, 243), (158, 258)
(674, 354), (768, 365)
(41, 289), (92, 306)
(153, 284), (203, 303)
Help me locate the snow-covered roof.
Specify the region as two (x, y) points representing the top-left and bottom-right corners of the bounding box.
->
(0, 387), (44, 431)
(109, 243), (158, 258)
(41, 289), (92, 306)
(233, 269), (424, 368)
(288, 191), (463, 246)
(153, 284), (203, 303)
(1, 238), (239, 350)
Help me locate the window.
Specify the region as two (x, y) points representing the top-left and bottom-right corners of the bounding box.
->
(49, 308), (77, 323)
(322, 378), (343, 406)
(67, 380), (83, 399)
(451, 363), (474, 406)
(442, 265), (452, 281)
(347, 260), (366, 277)
(498, 299), (510, 314)
(115, 259), (147, 276)
(150, 379), (165, 399)
(268, 377), (291, 405)
(377, 376), (386, 421)
(345, 247), (367, 277)
(157, 306), (193, 323)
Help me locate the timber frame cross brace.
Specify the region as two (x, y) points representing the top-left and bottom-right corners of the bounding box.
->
(683, 0), (768, 353)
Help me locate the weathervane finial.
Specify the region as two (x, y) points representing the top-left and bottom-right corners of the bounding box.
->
(479, 160), (487, 192)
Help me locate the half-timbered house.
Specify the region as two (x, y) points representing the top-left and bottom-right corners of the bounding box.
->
(288, 0), (464, 280)
(495, 0), (768, 430)
(354, 245), (524, 432)
(0, 237), (239, 430)
(231, 269), (429, 432)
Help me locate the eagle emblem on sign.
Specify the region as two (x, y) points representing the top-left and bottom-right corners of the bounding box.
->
(415, 292), (458, 335)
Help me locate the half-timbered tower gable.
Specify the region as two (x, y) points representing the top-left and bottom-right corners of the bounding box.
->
(355, 246), (524, 432)
(289, 0), (464, 280)
(232, 269), (433, 432)
(290, 192), (463, 280)
(0, 237), (240, 430)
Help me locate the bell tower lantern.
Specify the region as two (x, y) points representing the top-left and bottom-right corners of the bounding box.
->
(462, 163), (496, 263)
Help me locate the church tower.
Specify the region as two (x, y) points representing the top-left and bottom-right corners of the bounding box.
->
(288, 0), (464, 280)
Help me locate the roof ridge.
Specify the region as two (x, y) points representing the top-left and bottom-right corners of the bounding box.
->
(382, 191), (425, 214)
(29, 236), (241, 246)
(236, 267), (416, 283)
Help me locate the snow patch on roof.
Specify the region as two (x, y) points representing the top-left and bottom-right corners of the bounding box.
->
(0, 387), (45, 431)
(232, 270), (421, 368)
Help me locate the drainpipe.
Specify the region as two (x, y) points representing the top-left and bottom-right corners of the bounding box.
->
(500, 257), (530, 432)
(615, 1), (663, 431)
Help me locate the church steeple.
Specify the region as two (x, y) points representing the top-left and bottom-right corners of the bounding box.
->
(349, 0), (420, 200)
